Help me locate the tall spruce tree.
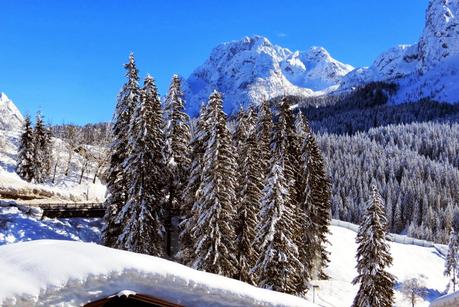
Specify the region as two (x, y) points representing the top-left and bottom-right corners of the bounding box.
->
(444, 228), (459, 292)
(33, 113), (52, 183)
(302, 131), (332, 280)
(16, 115), (35, 182)
(163, 74), (191, 256)
(234, 108), (262, 285)
(113, 75), (166, 256)
(352, 185), (395, 307)
(179, 102), (210, 264)
(271, 98), (309, 292)
(255, 100), (273, 179)
(101, 53), (140, 247)
(186, 91), (238, 277)
(253, 160), (304, 295)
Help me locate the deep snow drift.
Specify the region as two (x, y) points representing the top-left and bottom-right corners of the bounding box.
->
(0, 240), (312, 307)
(0, 222), (448, 306)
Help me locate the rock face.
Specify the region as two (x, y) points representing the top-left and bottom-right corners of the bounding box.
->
(183, 36), (353, 115)
(341, 0), (459, 104)
(0, 93), (24, 131)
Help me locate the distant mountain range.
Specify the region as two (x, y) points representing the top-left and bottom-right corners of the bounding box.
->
(183, 0), (459, 115)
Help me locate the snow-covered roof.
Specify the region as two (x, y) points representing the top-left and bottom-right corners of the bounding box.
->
(0, 240), (313, 306)
(430, 291), (459, 307)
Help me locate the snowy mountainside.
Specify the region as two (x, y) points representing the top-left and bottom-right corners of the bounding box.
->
(184, 35), (353, 115)
(0, 93), (106, 202)
(340, 0), (459, 104)
(0, 93), (23, 132)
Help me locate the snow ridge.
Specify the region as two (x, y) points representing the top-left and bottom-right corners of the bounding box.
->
(184, 36), (353, 115)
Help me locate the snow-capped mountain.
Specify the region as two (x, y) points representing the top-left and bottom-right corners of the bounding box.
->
(0, 93), (23, 131)
(340, 0), (459, 104)
(184, 36), (353, 115)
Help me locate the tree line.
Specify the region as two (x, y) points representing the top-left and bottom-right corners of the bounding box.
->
(318, 124), (459, 244)
(101, 53), (332, 296)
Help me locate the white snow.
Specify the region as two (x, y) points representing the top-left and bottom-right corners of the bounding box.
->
(307, 226), (448, 307)
(0, 212), (449, 306)
(0, 93), (24, 132)
(339, 0), (459, 104)
(184, 35), (353, 115)
(0, 94), (106, 203)
(0, 240), (313, 307)
(0, 205), (101, 245)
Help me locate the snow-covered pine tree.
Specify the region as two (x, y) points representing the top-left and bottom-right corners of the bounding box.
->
(271, 98), (309, 291)
(187, 91), (238, 277)
(233, 106), (250, 209)
(234, 108), (262, 285)
(256, 99), (273, 178)
(253, 160), (304, 295)
(101, 53), (140, 247)
(352, 185), (395, 307)
(444, 228), (459, 292)
(178, 102), (210, 264)
(33, 112), (52, 183)
(16, 115), (35, 182)
(302, 131), (332, 280)
(271, 98), (302, 203)
(163, 74), (191, 256)
(114, 74), (166, 256)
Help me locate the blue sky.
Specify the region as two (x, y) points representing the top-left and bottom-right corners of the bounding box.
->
(1, 0), (429, 124)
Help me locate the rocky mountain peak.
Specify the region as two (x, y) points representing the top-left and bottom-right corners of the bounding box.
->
(0, 93), (24, 132)
(184, 36), (353, 115)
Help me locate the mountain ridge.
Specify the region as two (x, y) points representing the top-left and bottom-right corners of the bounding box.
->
(183, 35), (353, 115)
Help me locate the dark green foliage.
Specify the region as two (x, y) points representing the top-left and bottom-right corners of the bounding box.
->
(185, 91), (238, 277)
(444, 228), (459, 292)
(33, 113), (52, 183)
(352, 185), (395, 307)
(102, 53), (140, 247)
(256, 99), (273, 179)
(114, 75), (166, 256)
(234, 108), (262, 285)
(16, 115), (35, 182)
(253, 160), (304, 295)
(163, 74), (191, 256)
(301, 131), (331, 280)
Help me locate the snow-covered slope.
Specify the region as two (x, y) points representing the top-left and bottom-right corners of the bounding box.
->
(0, 240), (312, 307)
(340, 0), (459, 104)
(0, 93), (23, 132)
(313, 226), (447, 307)
(0, 93), (106, 202)
(0, 217), (448, 306)
(184, 36), (353, 115)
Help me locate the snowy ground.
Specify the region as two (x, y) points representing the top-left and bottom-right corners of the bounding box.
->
(309, 226), (448, 307)
(0, 205), (101, 245)
(0, 207), (448, 307)
(0, 240), (312, 307)
(0, 126), (106, 203)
